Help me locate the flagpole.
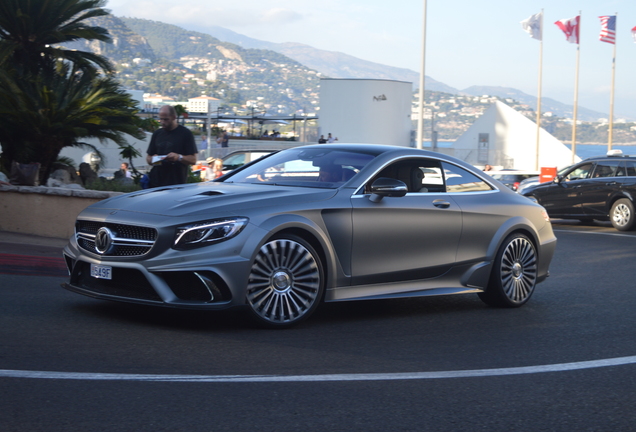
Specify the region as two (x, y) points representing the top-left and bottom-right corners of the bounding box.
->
(571, 12), (581, 165)
(534, 9), (543, 171)
(416, 0), (427, 149)
(608, 12), (617, 151)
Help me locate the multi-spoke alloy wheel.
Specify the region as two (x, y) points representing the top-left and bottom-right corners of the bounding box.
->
(246, 235), (324, 328)
(478, 233), (537, 308)
(611, 199), (635, 231)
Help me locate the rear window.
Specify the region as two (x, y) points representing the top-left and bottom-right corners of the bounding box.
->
(442, 162), (493, 193)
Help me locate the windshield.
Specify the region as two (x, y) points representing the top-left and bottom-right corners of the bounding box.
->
(224, 147), (377, 188)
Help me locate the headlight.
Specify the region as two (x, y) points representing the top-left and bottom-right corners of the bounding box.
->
(174, 218), (248, 249)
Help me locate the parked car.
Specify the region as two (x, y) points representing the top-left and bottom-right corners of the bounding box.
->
(61, 144), (556, 328)
(221, 149), (276, 173)
(489, 170), (540, 191)
(520, 150), (636, 231)
(516, 165), (573, 195)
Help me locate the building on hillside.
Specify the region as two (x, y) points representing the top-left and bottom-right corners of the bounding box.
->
(319, 78), (412, 147)
(448, 101), (580, 170)
(187, 95), (221, 114)
(142, 94), (176, 111)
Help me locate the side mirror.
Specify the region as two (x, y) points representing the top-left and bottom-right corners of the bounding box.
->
(553, 175), (563, 184)
(369, 177), (408, 203)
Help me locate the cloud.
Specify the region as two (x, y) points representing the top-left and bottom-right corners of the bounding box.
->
(259, 8), (303, 25)
(105, 1), (304, 34)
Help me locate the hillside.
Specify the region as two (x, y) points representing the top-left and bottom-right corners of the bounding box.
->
(62, 15), (155, 60)
(462, 86), (608, 122)
(70, 16), (321, 113)
(198, 25), (459, 94)
(61, 15), (636, 143)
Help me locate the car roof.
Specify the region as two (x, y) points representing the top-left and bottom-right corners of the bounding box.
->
(583, 150), (636, 161)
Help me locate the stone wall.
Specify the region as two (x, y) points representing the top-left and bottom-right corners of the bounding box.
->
(0, 185), (122, 239)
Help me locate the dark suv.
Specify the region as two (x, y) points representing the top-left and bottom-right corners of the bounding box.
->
(520, 150), (636, 231)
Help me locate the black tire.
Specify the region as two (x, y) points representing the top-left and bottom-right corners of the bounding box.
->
(245, 234), (324, 328)
(478, 233), (537, 308)
(610, 198), (635, 231)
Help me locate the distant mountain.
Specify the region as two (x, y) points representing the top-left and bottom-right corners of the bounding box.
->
(62, 15), (155, 60)
(197, 25), (459, 94)
(462, 86), (609, 122)
(196, 25), (619, 121)
(73, 17), (615, 122)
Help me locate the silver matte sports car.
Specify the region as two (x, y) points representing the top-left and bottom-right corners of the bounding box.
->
(62, 144), (557, 328)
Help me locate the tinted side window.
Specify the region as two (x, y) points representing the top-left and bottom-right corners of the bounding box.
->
(622, 161), (636, 177)
(365, 158), (445, 193)
(441, 162), (493, 193)
(591, 160), (620, 178)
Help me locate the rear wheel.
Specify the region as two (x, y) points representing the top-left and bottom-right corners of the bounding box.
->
(246, 235), (324, 328)
(610, 198), (635, 231)
(478, 233), (537, 308)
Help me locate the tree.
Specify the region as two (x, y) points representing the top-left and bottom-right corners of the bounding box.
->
(119, 117), (159, 177)
(0, 0), (114, 76)
(0, 0), (146, 184)
(0, 63), (145, 184)
(174, 104), (187, 124)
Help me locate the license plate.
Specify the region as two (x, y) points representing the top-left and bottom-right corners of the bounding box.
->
(90, 264), (112, 280)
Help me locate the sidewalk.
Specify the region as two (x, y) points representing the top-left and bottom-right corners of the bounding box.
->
(0, 231), (68, 257)
(0, 231), (69, 277)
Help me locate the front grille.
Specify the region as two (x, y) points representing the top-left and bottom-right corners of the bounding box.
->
(76, 220), (158, 257)
(72, 261), (161, 302)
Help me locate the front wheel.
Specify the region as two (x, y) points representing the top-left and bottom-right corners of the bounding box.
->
(478, 233), (537, 308)
(610, 198), (635, 231)
(246, 235), (324, 328)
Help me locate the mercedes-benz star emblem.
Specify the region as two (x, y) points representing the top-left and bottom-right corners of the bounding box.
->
(94, 227), (114, 255)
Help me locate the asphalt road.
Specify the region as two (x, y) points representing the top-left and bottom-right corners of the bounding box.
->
(1, 220), (636, 431)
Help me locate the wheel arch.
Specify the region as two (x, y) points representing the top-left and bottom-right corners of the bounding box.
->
(249, 215), (340, 291)
(607, 193), (634, 215)
(485, 217), (540, 263)
(461, 218), (541, 289)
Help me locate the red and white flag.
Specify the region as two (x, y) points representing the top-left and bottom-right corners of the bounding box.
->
(555, 16), (580, 44)
(632, 25), (636, 42)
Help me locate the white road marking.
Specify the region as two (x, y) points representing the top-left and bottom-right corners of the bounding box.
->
(2, 355), (636, 382)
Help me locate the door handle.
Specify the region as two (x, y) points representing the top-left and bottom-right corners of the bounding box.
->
(433, 200), (451, 209)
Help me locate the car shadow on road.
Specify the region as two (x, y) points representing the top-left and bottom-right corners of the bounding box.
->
(66, 292), (491, 332)
(67, 300), (253, 331)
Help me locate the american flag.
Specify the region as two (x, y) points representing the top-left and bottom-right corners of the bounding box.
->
(599, 15), (616, 44)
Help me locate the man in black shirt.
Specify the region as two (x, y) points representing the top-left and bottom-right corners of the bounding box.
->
(146, 105), (198, 187)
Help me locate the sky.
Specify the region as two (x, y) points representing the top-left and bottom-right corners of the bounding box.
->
(105, 0), (636, 119)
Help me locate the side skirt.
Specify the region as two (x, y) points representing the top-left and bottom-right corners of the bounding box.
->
(325, 262), (489, 302)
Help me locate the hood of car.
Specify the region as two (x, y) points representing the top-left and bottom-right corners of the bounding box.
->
(88, 182), (338, 218)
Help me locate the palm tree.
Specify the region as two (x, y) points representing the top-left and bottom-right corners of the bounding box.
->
(0, 0), (146, 184)
(0, 63), (145, 183)
(174, 104), (188, 125)
(0, 0), (113, 76)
